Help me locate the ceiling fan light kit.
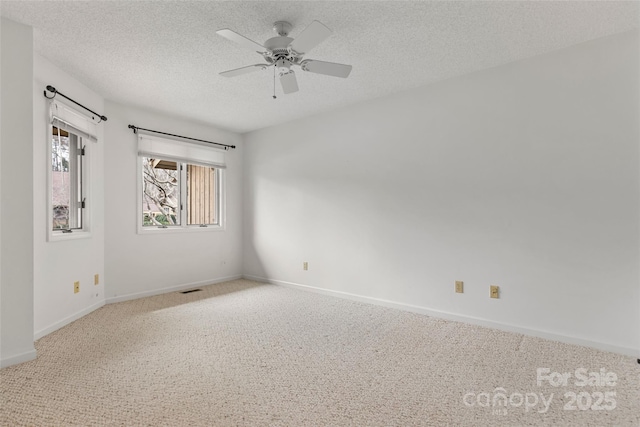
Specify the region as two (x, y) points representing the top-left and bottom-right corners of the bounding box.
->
(217, 20), (352, 95)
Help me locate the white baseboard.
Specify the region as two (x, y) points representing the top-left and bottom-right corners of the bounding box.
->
(106, 274), (243, 304)
(34, 300), (106, 341)
(244, 275), (639, 358)
(1, 348), (37, 368)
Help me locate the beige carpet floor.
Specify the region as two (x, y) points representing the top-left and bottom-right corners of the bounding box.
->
(1, 279), (638, 426)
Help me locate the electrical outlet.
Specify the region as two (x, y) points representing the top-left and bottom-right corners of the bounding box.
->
(455, 281), (464, 293)
(74, 281), (80, 294)
(94, 274), (99, 285)
(303, 262), (308, 271)
(490, 285), (499, 299)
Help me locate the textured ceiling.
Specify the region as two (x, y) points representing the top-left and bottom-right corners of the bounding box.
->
(1, 1), (638, 133)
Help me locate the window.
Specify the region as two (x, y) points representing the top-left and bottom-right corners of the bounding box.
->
(48, 99), (97, 240)
(187, 163), (218, 226)
(141, 158), (220, 228)
(137, 134), (225, 231)
(51, 126), (85, 230)
(142, 158), (181, 227)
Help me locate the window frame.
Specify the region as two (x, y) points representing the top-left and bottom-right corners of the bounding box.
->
(47, 125), (91, 242)
(137, 156), (226, 234)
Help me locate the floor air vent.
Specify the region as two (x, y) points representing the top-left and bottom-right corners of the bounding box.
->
(179, 289), (202, 294)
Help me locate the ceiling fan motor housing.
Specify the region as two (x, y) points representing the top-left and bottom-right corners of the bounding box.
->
(263, 36), (298, 62)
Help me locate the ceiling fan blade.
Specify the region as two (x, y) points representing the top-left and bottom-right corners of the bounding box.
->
(216, 29), (266, 54)
(219, 64), (269, 78)
(288, 20), (332, 54)
(301, 60), (352, 78)
(280, 71), (299, 94)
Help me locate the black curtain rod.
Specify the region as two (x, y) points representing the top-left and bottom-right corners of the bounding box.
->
(44, 85), (107, 122)
(128, 125), (235, 150)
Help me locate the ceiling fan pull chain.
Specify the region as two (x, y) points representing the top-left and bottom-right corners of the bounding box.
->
(273, 65), (277, 99)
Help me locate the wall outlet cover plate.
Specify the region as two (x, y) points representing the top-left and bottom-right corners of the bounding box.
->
(490, 285), (499, 299)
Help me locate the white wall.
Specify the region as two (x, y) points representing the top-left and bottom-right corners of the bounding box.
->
(243, 30), (640, 356)
(1, 18), (36, 367)
(104, 102), (243, 301)
(32, 54), (106, 339)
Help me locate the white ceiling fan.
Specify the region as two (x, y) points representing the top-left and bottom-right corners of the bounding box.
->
(216, 20), (352, 95)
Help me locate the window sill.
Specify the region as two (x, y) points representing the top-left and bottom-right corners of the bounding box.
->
(48, 230), (92, 242)
(137, 225), (225, 235)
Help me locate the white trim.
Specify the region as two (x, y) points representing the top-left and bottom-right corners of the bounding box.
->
(48, 230), (93, 241)
(34, 300), (105, 341)
(1, 348), (37, 368)
(244, 275), (639, 358)
(136, 225), (226, 235)
(106, 274), (242, 304)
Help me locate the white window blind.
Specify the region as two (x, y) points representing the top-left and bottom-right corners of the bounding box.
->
(50, 99), (99, 142)
(137, 133), (226, 169)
